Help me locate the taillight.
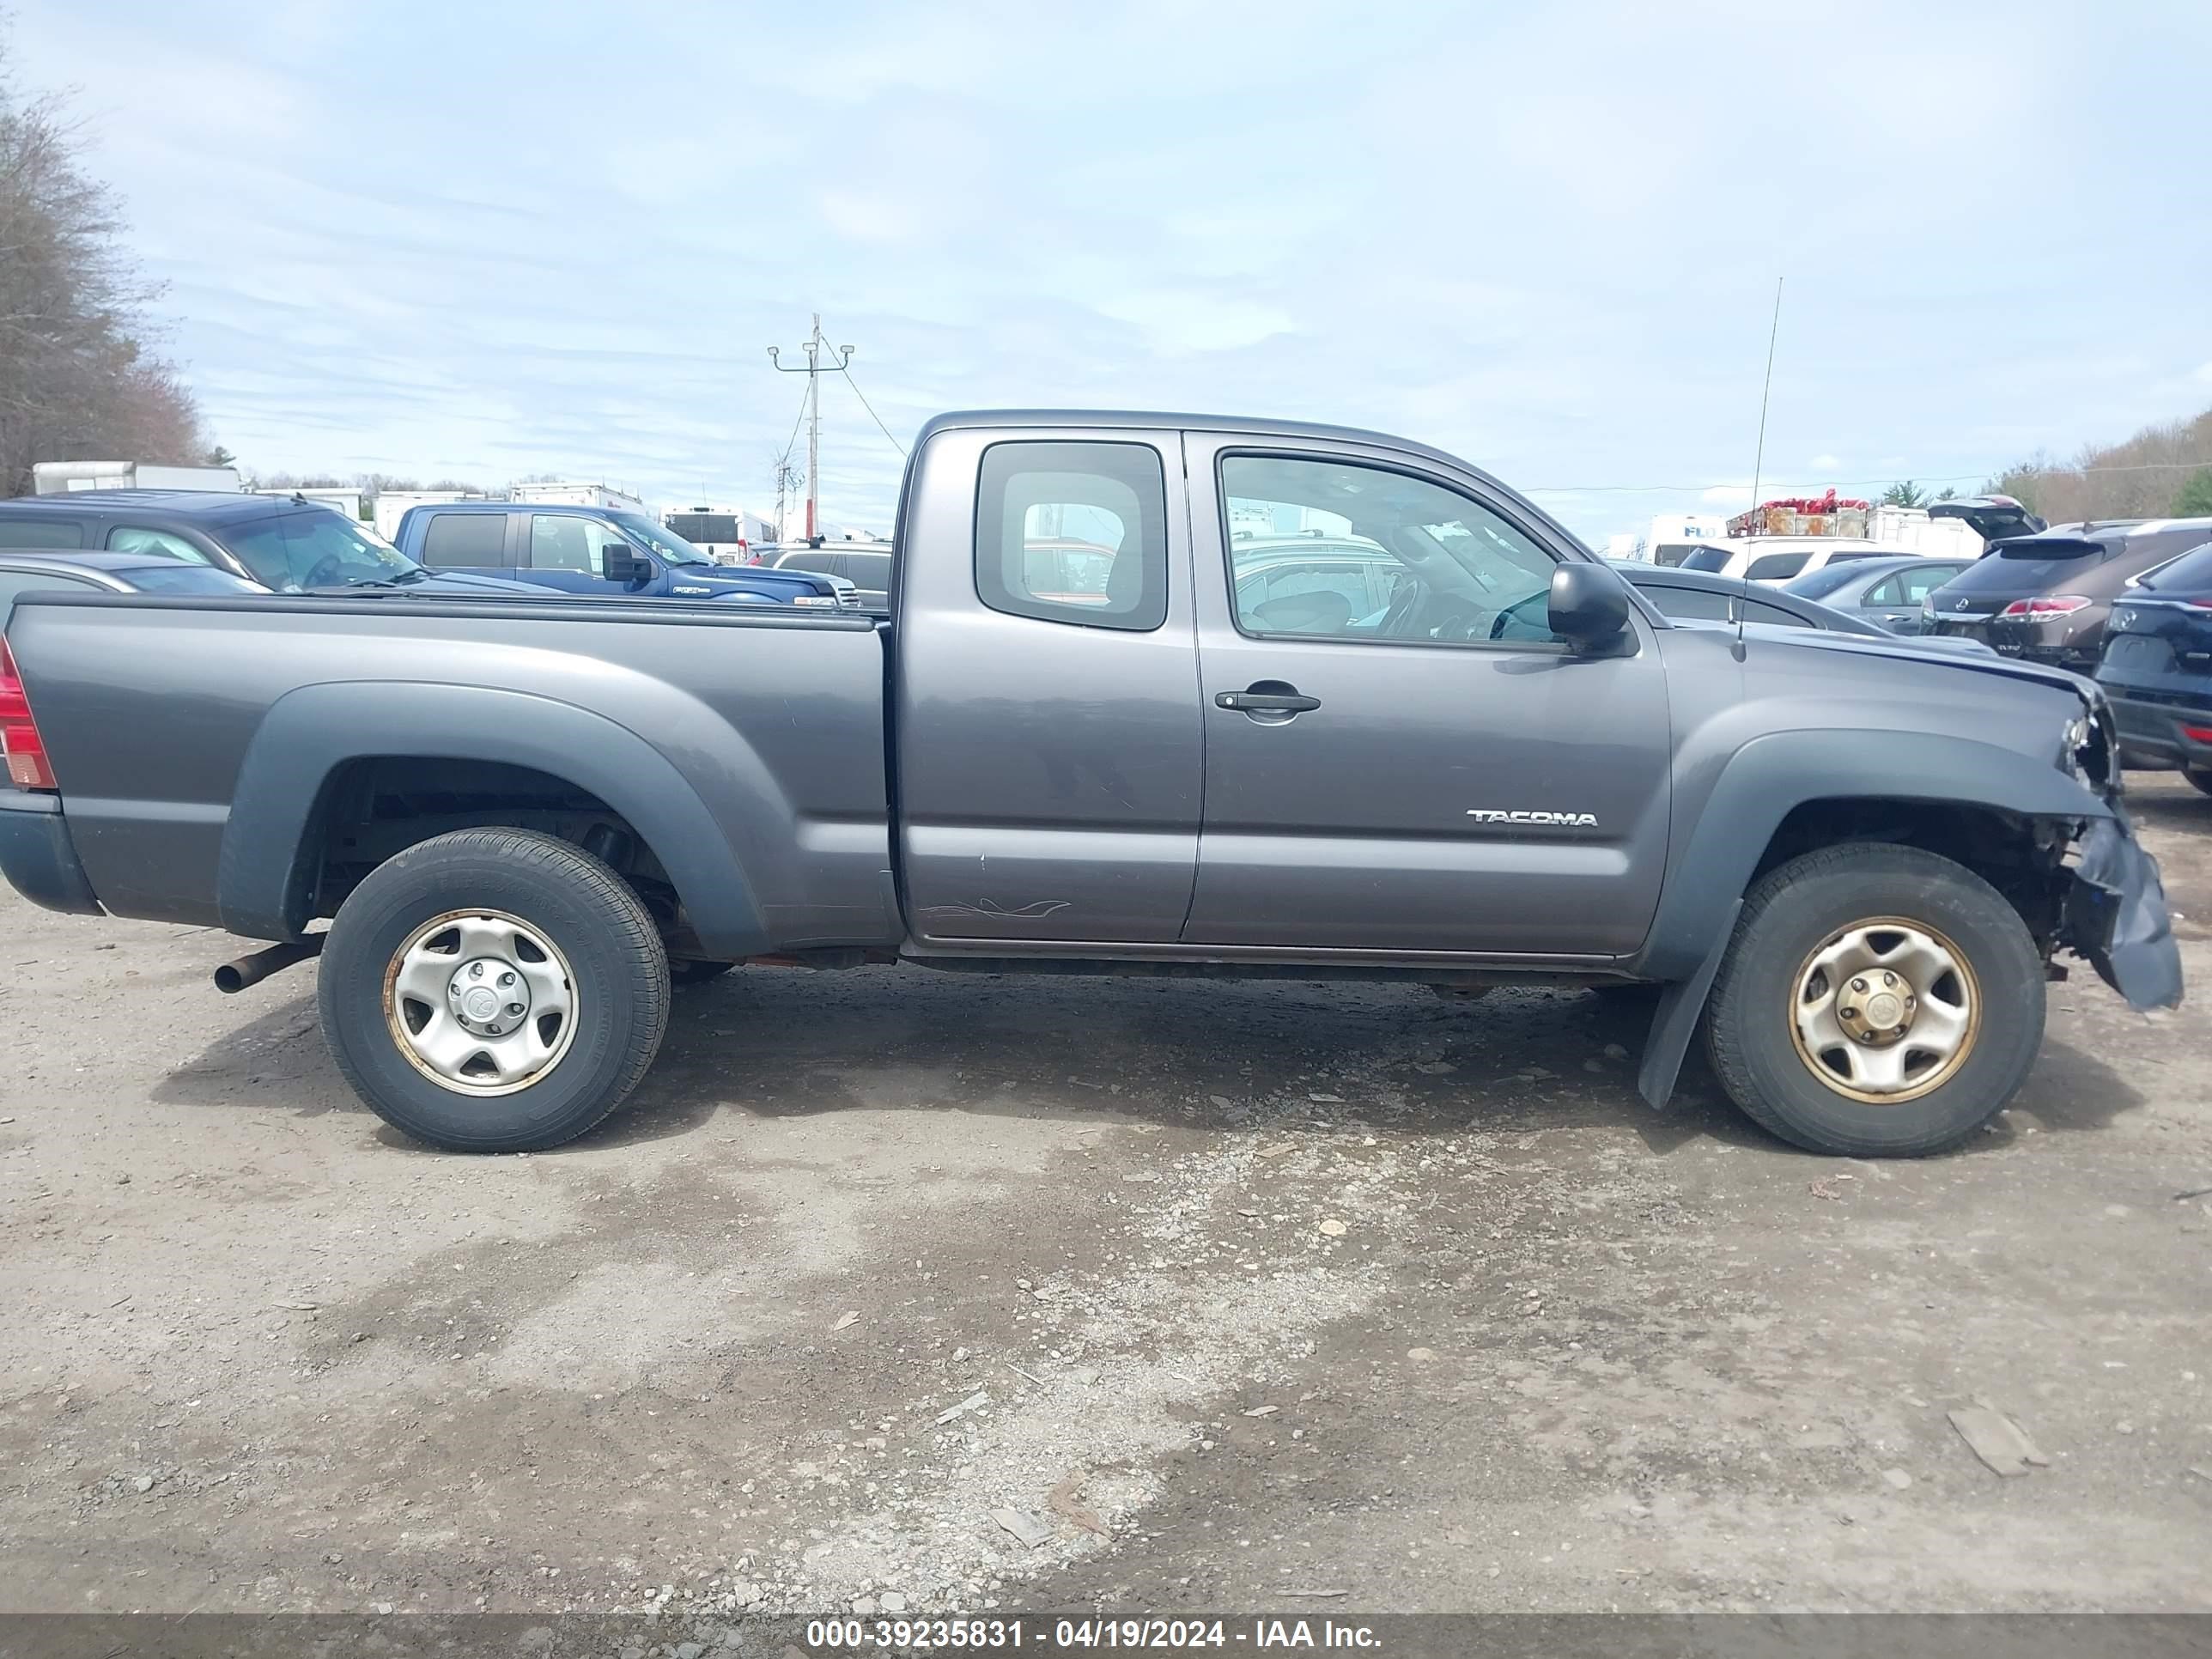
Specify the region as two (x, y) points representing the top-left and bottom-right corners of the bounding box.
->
(1998, 595), (2092, 618)
(2184, 725), (2212, 744)
(0, 635), (56, 791)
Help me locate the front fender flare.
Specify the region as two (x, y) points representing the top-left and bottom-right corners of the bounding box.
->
(216, 680), (770, 957)
(1631, 728), (2112, 1109)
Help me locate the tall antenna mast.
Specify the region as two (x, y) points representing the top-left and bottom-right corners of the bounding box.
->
(1738, 276), (1785, 658)
(1748, 276), (1784, 529)
(769, 313), (854, 546)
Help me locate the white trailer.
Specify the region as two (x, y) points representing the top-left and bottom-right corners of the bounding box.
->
(33, 460), (241, 495)
(663, 503), (776, 565)
(372, 489), (483, 543)
(1633, 512), (1734, 564)
(508, 481), (647, 514)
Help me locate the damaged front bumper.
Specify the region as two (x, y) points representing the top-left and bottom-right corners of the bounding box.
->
(2062, 810), (2184, 1011)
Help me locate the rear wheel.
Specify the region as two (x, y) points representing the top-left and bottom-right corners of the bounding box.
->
(1705, 843), (2044, 1157)
(2185, 767), (2212, 799)
(318, 829), (670, 1152)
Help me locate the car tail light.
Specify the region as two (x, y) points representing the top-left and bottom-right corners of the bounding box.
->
(1998, 595), (2093, 618)
(2184, 725), (2212, 744)
(0, 635), (57, 791)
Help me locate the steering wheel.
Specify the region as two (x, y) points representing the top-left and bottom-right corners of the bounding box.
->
(302, 554), (346, 590)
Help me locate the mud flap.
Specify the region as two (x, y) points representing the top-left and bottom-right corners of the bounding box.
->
(2064, 813), (2184, 1011)
(1637, 897), (1742, 1111)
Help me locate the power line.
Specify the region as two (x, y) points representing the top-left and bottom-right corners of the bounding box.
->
(837, 362), (908, 458)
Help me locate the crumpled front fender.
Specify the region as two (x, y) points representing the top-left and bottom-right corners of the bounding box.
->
(2063, 811), (2184, 1011)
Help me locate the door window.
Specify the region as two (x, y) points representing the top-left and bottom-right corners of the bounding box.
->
(1220, 453), (1561, 645)
(975, 441), (1168, 630)
(1863, 574), (1906, 606)
(106, 526), (211, 564)
(422, 513), (507, 568)
(1639, 582), (1734, 622)
(529, 514), (596, 573)
(1742, 597), (1814, 628)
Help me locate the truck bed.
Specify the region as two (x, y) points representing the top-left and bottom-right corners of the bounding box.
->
(6, 591), (893, 951)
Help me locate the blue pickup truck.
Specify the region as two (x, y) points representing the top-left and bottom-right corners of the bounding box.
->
(392, 502), (858, 608)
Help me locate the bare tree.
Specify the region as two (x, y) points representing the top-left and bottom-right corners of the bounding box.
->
(0, 26), (205, 495)
(1990, 408), (2212, 523)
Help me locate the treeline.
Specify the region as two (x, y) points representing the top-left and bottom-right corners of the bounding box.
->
(1990, 406), (2212, 523)
(0, 28), (207, 497)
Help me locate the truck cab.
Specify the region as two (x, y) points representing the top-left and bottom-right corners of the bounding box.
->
(394, 502), (858, 608)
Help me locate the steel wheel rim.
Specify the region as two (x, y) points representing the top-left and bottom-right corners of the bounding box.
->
(382, 908), (579, 1096)
(1787, 915), (1980, 1104)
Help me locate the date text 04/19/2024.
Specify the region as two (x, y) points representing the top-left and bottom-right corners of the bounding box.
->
(803, 1618), (1383, 1650)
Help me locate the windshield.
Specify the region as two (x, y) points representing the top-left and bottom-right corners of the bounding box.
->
(1679, 546), (1733, 573)
(222, 508), (421, 591)
(1783, 562), (1874, 599)
(610, 512), (712, 567)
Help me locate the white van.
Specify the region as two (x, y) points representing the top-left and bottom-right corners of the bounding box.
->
(1676, 538), (1929, 586)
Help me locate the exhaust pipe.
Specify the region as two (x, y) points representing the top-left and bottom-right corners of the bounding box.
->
(213, 937), (324, 994)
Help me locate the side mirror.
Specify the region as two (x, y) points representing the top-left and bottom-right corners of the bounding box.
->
(603, 545), (653, 585)
(1548, 561), (1632, 652)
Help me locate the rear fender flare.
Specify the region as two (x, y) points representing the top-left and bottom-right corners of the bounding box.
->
(216, 681), (769, 957)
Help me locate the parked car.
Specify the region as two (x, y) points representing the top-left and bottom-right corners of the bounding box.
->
(774, 544), (894, 610)
(1779, 555), (1979, 635)
(0, 551), (266, 619)
(394, 503), (858, 608)
(0, 490), (532, 597)
(1674, 538), (1923, 586)
(1921, 519), (2212, 667)
(2094, 538), (2212, 792)
(1610, 563), (1995, 655)
(0, 410), (2178, 1163)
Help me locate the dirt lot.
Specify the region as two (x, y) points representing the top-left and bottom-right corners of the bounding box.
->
(1, 780), (2208, 1621)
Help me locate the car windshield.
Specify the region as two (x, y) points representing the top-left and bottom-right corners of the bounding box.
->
(610, 513), (712, 567)
(222, 508), (422, 591)
(1784, 563), (1874, 599)
(1679, 546), (1734, 573)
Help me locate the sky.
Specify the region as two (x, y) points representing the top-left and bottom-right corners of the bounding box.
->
(14, 0), (2211, 544)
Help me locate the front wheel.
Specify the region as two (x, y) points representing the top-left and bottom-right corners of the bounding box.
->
(318, 829), (670, 1152)
(1704, 843), (2045, 1157)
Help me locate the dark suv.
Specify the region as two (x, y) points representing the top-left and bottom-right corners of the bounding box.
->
(2096, 538), (2212, 791)
(1921, 518), (2212, 667)
(0, 490), (527, 595)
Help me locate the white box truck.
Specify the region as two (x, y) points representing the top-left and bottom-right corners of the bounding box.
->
(32, 460), (241, 495)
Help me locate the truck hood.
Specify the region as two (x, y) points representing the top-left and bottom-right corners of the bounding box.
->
(1742, 620), (2100, 701)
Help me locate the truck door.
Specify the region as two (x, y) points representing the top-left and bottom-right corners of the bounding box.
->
(1182, 434), (1673, 959)
(895, 426), (1203, 944)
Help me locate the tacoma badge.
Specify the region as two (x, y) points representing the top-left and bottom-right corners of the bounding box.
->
(1466, 809), (1599, 828)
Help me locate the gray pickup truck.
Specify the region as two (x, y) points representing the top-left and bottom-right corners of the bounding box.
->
(0, 411), (2183, 1158)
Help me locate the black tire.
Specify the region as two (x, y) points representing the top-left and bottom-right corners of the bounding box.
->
(1704, 843), (2044, 1158)
(317, 828), (670, 1152)
(2185, 768), (2212, 799)
(671, 959), (737, 987)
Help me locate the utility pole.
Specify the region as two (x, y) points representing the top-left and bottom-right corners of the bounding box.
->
(769, 314), (853, 545)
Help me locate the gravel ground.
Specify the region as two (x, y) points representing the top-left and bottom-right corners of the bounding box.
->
(0, 777), (2207, 1621)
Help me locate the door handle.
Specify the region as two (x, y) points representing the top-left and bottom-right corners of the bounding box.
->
(1216, 684), (1321, 714)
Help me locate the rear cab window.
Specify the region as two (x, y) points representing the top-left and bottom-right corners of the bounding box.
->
(0, 518), (86, 549)
(422, 513), (509, 568)
(974, 441), (1169, 630)
(1679, 546), (1733, 573)
(1745, 552), (1810, 581)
